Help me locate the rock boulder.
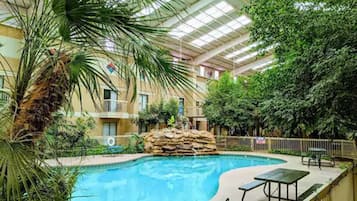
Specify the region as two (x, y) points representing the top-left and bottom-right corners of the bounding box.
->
(143, 128), (218, 156)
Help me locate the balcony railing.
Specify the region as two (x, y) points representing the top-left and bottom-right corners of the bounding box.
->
(0, 91), (9, 102)
(99, 100), (128, 118)
(185, 107), (204, 117)
(102, 100), (127, 113)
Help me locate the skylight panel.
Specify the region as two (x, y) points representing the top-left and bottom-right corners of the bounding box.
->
(252, 60), (275, 70)
(190, 15), (252, 47)
(192, 39), (207, 47)
(217, 25), (233, 34)
(215, 1), (234, 12)
(201, 35), (215, 43)
(237, 15), (251, 24)
(176, 23), (195, 33)
(225, 42), (260, 59)
(136, 0), (171, 16)
(195, 13), (213, 23)
(169, 30), (186, 38)
(209, 30), (225, 38)
(186, 18), (205, 28)
(205, 7), (224, 18)
(234, 52), (258, 64)
(234, 45), (274, 64)
(168, 1), (234, 39)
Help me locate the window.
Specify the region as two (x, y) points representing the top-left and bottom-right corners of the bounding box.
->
(105, 39), (115, 52)
(214, 70), (219, 80)
(139, 72), (147, 81)
(0, 75), (4, 89)
(104, 89), (118, 112)
(139, 94), (148, 112)
(0, 75), (6, 101)
(178, 98), (184, 116)
(199, 66), (205, 77)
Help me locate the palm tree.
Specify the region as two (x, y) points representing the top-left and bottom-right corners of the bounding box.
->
(0, 0), (191, 200)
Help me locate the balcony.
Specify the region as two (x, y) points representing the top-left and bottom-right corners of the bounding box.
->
(99, 100), (129, 119)
(0, 91), (9, 103)
(185, 106), (204, 117)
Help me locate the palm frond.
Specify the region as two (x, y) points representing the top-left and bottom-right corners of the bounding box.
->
(0, 140), (48, 201)
(67, 51), (116, 109)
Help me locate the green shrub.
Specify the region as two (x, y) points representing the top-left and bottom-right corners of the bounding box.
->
(124, 134), (144, 153)
(226, 145), (252, 152)
(24, 168), (78, 201)
(269, 149), (301, 156)
(41, 113), (98, 158)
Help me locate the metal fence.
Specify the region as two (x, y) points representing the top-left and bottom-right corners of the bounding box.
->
(216, 136), (357, 159)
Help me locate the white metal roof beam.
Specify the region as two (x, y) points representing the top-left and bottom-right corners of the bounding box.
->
(192, 33), (250, 65)
(160, 0), (214, 27)
(233, 55), (274, 75)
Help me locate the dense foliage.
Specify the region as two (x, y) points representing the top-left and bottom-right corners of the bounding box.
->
(0, 0), (191, 200)
(203, 73), (259, 135)
(204, 0), (356, 139)
(136, 98), (179, 129)
(40, 113), (97, 157)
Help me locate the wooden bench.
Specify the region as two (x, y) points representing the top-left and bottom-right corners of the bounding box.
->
(297, 183), (323, 201)
(238, 180), (266, 201)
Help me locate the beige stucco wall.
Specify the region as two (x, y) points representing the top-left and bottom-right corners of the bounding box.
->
(310, 166), (357, 201)
(0, 23), (210, 138)
(330, 169), (355, 201)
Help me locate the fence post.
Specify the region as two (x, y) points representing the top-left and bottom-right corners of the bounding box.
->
(251, 138), (254, 151)
(341, 141), (344, 157)
(300, 139), (303, 153)
(225, 136), (227, 150)
(268, 138), (272, 152)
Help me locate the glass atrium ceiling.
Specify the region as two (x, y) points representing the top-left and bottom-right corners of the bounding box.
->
(143, 0), (275, 75)
(0, 0), (275, 75)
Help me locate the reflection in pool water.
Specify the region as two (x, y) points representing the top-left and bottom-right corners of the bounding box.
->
(72, 155), (284, 201)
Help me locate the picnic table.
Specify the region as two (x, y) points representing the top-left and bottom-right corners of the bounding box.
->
(254, 168), (309, 201)
(301, 147), (335, 168)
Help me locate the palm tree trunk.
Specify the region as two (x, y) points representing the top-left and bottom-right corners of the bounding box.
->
(12, 53), (71, 142)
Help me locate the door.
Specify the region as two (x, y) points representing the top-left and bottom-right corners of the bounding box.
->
(103, 122), (117, 145)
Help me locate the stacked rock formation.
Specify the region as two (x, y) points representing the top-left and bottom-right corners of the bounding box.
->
(144, 128), (218, 156)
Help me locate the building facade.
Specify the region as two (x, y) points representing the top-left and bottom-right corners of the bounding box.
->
(0, 24), (221, 138)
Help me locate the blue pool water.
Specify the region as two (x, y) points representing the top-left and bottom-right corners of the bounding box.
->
(72, 155), (284, 201)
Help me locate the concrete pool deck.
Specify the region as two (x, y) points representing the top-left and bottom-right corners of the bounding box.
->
(46, 152), (344, 201)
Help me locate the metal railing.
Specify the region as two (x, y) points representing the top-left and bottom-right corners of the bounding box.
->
(102, 100), (128, 113)
(217, 136), (357, 159)
(0, 91), (9, 102)
(185, 106), (204, 117)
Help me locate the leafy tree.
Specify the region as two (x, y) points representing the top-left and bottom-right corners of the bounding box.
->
(136, 98), (179, 130)
(247, 0), (357, 138)
(203, 73), (258, 135)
